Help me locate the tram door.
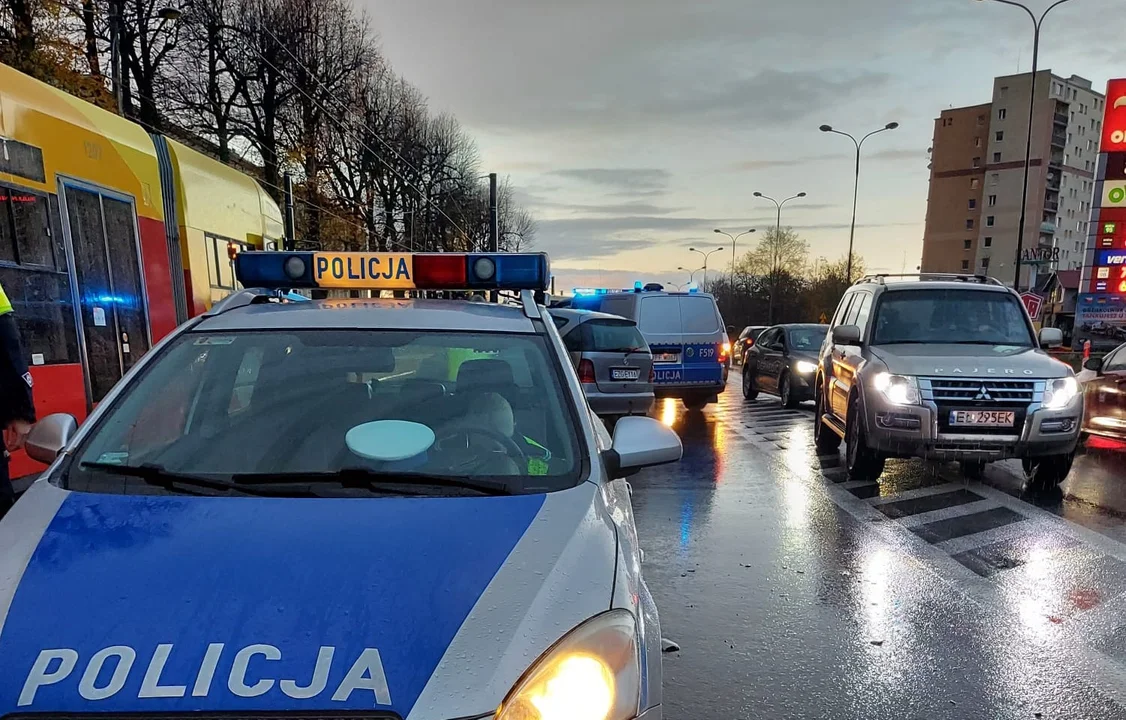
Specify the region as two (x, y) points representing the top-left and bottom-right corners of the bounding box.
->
(61, 183), (151, 406)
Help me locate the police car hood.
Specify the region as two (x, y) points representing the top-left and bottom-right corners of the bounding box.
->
(868, 343), (1069, 379)
(0, 480), (617, 720)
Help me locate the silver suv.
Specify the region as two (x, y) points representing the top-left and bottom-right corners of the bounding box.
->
(813, 274), (1083, 487)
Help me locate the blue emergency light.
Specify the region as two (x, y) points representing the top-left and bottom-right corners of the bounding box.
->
(234, 251), (551, 292)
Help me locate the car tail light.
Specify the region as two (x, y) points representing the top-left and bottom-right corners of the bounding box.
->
(746, 337), (754, 348)
(719, 342), (730, 363)
(579, 359), (596, 384)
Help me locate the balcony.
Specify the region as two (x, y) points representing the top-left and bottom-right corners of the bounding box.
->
(1049, 152), (1064, 168)
(1051, 131), (1067, 148)
(1054, 112), (1069, 127)
(1044, 200), (1059, 213)
(1040, 221), (1057, 234)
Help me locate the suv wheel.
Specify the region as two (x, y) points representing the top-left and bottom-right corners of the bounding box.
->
(813, 384), (841, 452)
(845, 395), (884, 482)
(780, 373), (798, 409)
(1021, 453), (1074, 488)
(742, 366), (759, 401)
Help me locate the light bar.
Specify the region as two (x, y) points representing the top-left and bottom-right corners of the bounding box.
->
(234, 251), (551, 291)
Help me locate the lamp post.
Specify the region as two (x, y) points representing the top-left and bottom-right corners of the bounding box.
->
(976, 0), (1076, 291)
(678, 266), (705, 286)
(819, 122), (899, 283)
(753, 191), (806, 324)
(688, 247), (725, 286)
(714, 228), (755, 286)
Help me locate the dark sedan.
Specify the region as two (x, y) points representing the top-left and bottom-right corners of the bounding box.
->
(732, 325), (768, 365)
(741, 323), (828, 408)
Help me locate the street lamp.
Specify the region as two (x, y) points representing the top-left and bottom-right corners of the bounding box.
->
(678, 266), (705, 285)
(976, 0), (1076, 291)
(753, 191), (806, 324)
(714, 228), (755, 285)
(819, 122), (899, 283)
(688, 246), (725, 285)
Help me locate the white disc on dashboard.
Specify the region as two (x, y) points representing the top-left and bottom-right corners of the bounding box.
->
(345, 420), (435, 461)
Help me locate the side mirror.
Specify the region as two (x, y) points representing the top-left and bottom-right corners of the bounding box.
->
(1038, 327), (1063, 348)
(1084, 356), (1103, 373)
(25, 413), (78, 465)
(832, 324), (862, 346)
(602, 416), (682, 478)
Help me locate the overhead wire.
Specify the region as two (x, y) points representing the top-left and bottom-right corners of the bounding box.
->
(118, 101), (417, 252)
(244, 22), (476, 241)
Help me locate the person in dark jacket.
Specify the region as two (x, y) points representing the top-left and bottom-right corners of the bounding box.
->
(0, 282), (35, 515)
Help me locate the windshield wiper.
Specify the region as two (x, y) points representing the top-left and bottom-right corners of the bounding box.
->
(230, 467), (516, 496)
(79, 461), (318, 497)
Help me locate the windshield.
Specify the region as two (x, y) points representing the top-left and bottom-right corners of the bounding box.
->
(871, 289), (1034, 346)
(788, 327), (827, 351)
(68, 330), (581, 495)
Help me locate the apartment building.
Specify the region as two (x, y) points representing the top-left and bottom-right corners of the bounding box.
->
(921, 71), (1105, 286)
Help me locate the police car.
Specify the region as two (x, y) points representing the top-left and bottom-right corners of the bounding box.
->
(2, 251), (682, 720)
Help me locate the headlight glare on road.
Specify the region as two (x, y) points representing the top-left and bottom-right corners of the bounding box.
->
(794, 360), (817, 374)
(1043, 376), (1079, 410)
(872, 372), (920, 406)
(495, 609), (640, 720)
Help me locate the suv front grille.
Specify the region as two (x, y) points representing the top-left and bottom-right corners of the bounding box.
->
(921, 377), (1037, 404)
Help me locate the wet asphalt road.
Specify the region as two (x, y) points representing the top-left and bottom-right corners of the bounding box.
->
(631, 369), (1126, 720)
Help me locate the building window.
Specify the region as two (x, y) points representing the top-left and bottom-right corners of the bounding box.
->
(990, 173), (999, 186)
(981, 257), (991, 269)
(1088, 139), (1094, 150)
(1091, 119), (1097, 130)
(995, 131), (1004, 142)
(970, 178), (980, 190)
(1000, 86), (1009, 98)
(966, 219), (975, 229)
(975, 137), (982, 147)
(977, 114), (985, 126)
(987, 216), (995, 227)
(964, 239), (972, 249)
(998, 108), (1007, 120)
(993, 152), (1002, 163)
(988, 194), (997, 206)
(972, 157), (981, 168)
(961, 259), (970, 270)
(984, 236), (993, 248)
(968, 198), (977, 210)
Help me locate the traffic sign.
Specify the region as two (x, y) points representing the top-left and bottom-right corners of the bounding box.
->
(1020, 291), (1045, 320)
(819, 312), (829, 324)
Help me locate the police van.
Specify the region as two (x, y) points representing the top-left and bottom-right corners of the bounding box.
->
(1, 251), (681, 720)
(573, 286), (729, 409)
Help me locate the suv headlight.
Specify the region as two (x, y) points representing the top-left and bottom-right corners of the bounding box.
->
(794, 360), (818, 374)
(495, 609), (640, 720)
(1043, 376), (1079, 410)
(872, 372), (920, 406)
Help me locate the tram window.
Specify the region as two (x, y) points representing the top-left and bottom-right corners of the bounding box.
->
(0, 266), (80, 365)
(0, 192), (14, 263)
(10, 191), (54, 268)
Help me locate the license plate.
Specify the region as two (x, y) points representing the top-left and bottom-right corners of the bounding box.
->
(611, 367), (641, 381)
(653, 352), (680, 364)
(949, 410), (1016, 427)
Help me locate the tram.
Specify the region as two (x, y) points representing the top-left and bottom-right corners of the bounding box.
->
(0, 64), (284, 476)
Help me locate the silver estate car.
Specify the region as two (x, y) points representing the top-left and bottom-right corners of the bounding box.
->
(550, 308), (655, 418)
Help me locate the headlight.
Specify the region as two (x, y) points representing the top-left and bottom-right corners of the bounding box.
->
(495, 609), (640, 720)
(1043, 376), (1079, 410)
(872, 372), (920, 406)
(794, 360), (817, 374)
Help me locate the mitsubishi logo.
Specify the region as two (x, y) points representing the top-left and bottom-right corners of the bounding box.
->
(974, 385), (993, 401)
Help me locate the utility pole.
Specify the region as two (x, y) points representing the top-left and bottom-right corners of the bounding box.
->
(109, 0), (124, 115)
(283, 173), (296, 251)
(488, 172), (499, 252)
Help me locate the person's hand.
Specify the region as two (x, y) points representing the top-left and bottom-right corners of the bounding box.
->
(4, 419), (32, 452)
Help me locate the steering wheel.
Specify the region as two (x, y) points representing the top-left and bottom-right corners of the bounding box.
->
(433, 426), (527, 472)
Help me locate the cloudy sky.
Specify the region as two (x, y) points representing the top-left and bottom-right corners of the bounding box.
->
(362, 0), (1121, 292)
